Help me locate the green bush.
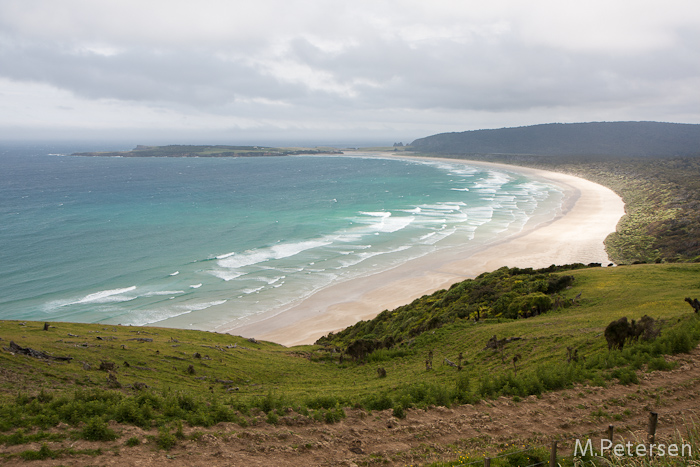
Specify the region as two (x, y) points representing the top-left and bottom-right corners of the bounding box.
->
(366, 348), (413, 363)
(19, 443), (56, 461)
(266, 412), (279, 425)
(323, 406), (346, 424)
(125, 436), (140, 447)
(114, 399), (151, 428)
(155, 426), (177, 450)
(81, 416), (118, 442)
(175, 420), (186, 439)
(611, 367), (639, 385)
(364, 393), (393, 412)
(647, 356), (676, 371)
(392, 405), (406, 419)
(306, 395), (340, 410)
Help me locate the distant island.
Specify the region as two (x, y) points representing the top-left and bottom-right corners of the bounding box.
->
(411, 121), (700, 157)
(72, 144), (344, 158)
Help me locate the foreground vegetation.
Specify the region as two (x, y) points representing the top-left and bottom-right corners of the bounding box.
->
(1, 264), (699, 453)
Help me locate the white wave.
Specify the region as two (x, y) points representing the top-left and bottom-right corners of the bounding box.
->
(241, 286), (265, 294)
(143, 290), (185, 297)
(357, 211), (415, 234)
(216, 252), (235, 259)
(249, 275), (286, 284)
(336, 245), (412, 269)
(471, 171), (512, 194)
(72, 286), (137, 305)
(401, 207), (422, 213)
(268, 276), (285, 284)
(178, 299), (227, 312)
(126, 299), (229, 326)
(379, 216), (415, 233)
(420, 227), (457, 244)
(411, 160), (479, 177)
(268, 266), (305, 273)
(465, 206), (495, 225)
(451, 188), (470, 191)
(359, 211), (391, 218)
(169, 271), (180, 276)
(190, 283), (202, 289)
(209, 270), (245, 281)
(328, 233), (365, 242)
(419, 203), (465, 211)
(217, 239), (331, 270)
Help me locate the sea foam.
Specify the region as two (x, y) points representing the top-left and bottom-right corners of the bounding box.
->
(72, 286), (137, 305)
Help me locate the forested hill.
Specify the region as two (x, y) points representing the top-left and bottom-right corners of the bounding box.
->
(410, 121), (700, 157)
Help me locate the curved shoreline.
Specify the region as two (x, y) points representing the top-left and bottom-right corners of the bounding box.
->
(225, 155), (625, 346)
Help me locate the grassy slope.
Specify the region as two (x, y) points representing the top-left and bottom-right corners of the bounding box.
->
(2, 264), (699, 412)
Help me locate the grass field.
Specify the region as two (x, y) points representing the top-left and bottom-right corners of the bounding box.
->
(1, 264), (699, 429)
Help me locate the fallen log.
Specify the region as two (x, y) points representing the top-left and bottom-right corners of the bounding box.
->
(5, 341), (73, 361)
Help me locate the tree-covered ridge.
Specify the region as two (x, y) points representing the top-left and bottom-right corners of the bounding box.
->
(316, 264), (593, 350)
(72, 144), (343, 158)
(410, 121), (700, 157)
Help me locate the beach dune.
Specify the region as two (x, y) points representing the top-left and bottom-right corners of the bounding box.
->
(228, 157), (625, 346)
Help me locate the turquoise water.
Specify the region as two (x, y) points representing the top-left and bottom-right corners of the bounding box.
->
(0, 145), (563, 330)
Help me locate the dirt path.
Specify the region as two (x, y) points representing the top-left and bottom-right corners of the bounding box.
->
(4, 349), (700, 466)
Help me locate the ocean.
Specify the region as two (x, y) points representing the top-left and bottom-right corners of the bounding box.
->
(0, 143), (564, 331)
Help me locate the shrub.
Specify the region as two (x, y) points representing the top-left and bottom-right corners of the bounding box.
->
(306, 395), (340, 410)
(392, 405), (406, 420)
(647, 356), (676, 372)
(364, 394), (393, 412)
(611, 367), (639, 385)
(175, 420), (186, 439)
(37, 389), (53, 404)
(156, 426), (177, 450)
(125, 436), (140, 447)
(324, 406), (346, 424)
(19, 443), (56, 461)
(81, 416), (118, 442)
(114, 399), (150, 428)
(266, 412), (279, 425)
(455, 373), (470, 397)
(668, 328), (694, 354)
(255, 391), (287, 414)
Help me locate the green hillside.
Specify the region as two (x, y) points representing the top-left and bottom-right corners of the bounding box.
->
(410, 122), (700, 157)
(2, 263), (699, 437)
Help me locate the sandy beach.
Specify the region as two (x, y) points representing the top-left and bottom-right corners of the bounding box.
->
(228, 156), (625, 346)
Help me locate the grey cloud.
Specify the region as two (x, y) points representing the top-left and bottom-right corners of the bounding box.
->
(0, 39), (302, 107)
(281, 30), (700, 114)
(1, 1), (700, 138)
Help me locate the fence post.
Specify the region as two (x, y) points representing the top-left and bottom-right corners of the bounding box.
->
(648, 411), (658, 445)
(484, 457), (491, 467)
(607, 424), (614, 443)
(549, 440), (558, 466)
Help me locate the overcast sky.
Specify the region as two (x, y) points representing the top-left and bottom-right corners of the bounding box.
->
(1, 0), (700, 145)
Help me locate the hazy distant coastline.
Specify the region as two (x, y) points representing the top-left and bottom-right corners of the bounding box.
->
(71, 144), (344, 158)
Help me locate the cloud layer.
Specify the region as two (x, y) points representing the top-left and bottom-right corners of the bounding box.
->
(2, 1), (700, 143)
